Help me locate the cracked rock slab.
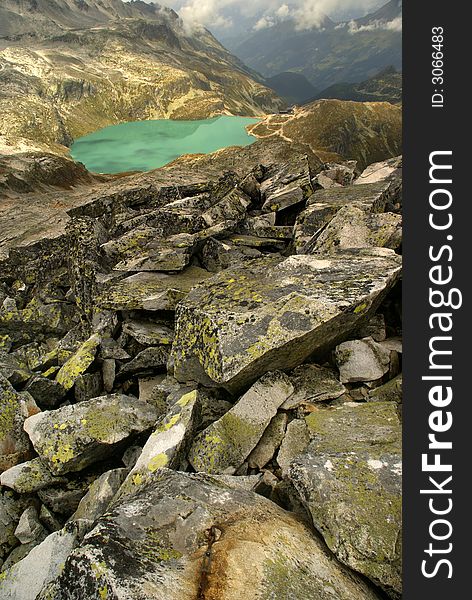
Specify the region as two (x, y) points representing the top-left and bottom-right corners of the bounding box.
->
(171, 251), (401, 390)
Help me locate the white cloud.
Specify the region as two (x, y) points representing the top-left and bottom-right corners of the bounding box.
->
(348, 15), (402, 33)
(158, 1), (386, 32)
(254, 16), (275, 30)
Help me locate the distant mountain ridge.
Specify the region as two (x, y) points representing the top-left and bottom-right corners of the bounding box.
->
(227, 0), (402, 92)
(0, 0), (283, 153)
(311, 67), (402, 104)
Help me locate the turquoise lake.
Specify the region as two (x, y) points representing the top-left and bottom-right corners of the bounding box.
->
(70, 116), (260, 174)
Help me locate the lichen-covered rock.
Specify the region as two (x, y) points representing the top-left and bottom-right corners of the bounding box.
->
(97, 267), (212, 312)
(23, 394), (159, 475)
(307, 205), (402, 254)
(369, 374), (402, 404)
(282, 364), (345, 409)
(39, 469), (382, 600)
(0, 458), (67, 494)
(172, 251), (401, 390)
(55, 333), (100, 391)
(0, 375), (38, 472)
(289, 402), (402, 598)
(0, 297), (77, 344)
(0, 523), (84, 600)
(294, 180), (400, 253)
(188, 371), (293, 474)
(335, 336), (392, 383)
(114, 233), (198, 273)
(118, 390), (201, 498)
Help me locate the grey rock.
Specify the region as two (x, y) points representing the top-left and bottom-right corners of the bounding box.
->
(41, 469), (382, 600)
(335, 336), (392, 383)
(261, 158), (314, 212)
(369, 374), (402, 404)
(276, 418), (311, 475)
(355, 156), (402, 185)
(0, 523), (82, 600)
(23, 394), (159, 474)
(356, 313), (387, 341)
(39, 505), (63, 533)
(247, 412), (287, 469)
(201, 188), (251, 227)
(14, 506), (47, 545)
(188, 371), (293, 474)
(118, 346), (169, 378)
(122, 320), (174, 347)
(200, 237), (262, 272)
(172, 251), (401, 390)
(74, 372), (103, 403)
(24, 376), (66, 409)
(101, 358), (115, 393)
(1, 492), (32, 563)
(283, 363), (345, 409)
(290, 401), (402, 597)
(71, 468), (128, 524)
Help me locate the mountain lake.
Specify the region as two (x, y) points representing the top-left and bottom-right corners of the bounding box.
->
(70, 116), (260, 174)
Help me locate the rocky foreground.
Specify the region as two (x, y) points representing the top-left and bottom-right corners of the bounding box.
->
(0, 140), (402, 598)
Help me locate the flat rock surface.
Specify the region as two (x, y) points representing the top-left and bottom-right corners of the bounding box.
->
(172, 251), (401, 389)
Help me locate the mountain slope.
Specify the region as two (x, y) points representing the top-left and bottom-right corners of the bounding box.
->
(248, 99), (401, 169)
(227, 0), (401, 91)
(264, 72), (318, 105)
(312, 67), (402, 104)
(0, 0), (283, 152)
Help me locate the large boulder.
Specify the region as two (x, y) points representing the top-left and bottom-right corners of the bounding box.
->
(23, 394), (159, 475)
(171, 251), (401, 390)
(39, 469), (382, 600)
(289, 401), (402, 598)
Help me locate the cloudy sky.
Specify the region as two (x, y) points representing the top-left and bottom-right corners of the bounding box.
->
(157, 1), (386, 33)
